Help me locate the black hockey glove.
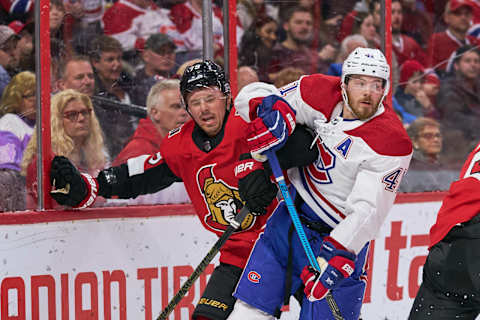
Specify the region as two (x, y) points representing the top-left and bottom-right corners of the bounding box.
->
(50, 156), (99, 208)
(235, 153), (278, 215)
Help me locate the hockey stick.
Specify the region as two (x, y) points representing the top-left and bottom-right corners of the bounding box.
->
(265, 150), (345, 320)
(91, 95), (147, 118)
(156, 205), (250, 320)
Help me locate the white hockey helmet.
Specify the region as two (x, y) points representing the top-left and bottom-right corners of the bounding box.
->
(341, 47), (390, 106)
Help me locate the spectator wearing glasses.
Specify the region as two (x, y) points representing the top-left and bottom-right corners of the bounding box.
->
(21, 89), (107, 209)
(131, 33), (177, 107)
(0, 71), (35, 211)
(427, 0), (478, 75)
(399, 117), (457, 192)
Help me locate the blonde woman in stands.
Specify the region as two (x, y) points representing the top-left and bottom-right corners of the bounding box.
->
(21, 89), (107, 208)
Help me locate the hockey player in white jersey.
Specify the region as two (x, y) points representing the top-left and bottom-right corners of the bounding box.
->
(227, 47), (413, 319)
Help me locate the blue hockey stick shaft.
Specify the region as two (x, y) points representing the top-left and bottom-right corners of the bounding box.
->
(265, 150), (321, 272)
(266, 150), (345, 320)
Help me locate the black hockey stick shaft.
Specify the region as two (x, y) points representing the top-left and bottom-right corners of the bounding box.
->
(156, 206), (250, 320)
(91, 95), (147, 118)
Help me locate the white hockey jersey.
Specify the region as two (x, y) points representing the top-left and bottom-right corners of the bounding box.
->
(168, 1), (243, 53)
(102, 0), (180, 52)
(235, 74), (412, 254)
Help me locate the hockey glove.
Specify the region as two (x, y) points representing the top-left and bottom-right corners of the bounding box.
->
(234, 153), (278, 215)
(300, 236), (356, 302)
(247, 95), (296, 159)
(50, 156), (99, 208)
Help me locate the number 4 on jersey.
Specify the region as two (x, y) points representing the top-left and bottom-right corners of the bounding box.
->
(382, 168), (405, 192)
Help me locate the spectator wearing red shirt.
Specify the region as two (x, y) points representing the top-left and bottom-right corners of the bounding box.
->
(113, 79), (189, 165)
(113, 79), (190, 204)
(337, 0), (369, 42)
(392, 0), (427, 66)
(466, 0), (480, 38)
(427, 0), (479, 75)
(402, 0), (434, 49)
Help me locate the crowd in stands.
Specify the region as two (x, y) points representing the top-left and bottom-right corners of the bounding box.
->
(1, 0), (479, 212)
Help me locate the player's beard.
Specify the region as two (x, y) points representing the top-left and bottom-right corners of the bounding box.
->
(346, 91), (381, 120)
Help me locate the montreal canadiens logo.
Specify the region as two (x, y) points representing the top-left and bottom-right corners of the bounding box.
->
(247, 271), (261, 283)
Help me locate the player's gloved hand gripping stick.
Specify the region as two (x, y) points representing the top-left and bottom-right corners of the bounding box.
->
(156, 206), (249, 320)
(265, 150), (345, 320)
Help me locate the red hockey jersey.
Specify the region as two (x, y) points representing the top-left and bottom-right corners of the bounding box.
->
(158, 109), (275, 268)
(429, 142), (480, 248)
(427, 30), (479, 71)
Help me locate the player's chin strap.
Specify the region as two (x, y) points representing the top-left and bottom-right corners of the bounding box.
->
(341, 84), (356, 118)
(265, 150), (345, 320)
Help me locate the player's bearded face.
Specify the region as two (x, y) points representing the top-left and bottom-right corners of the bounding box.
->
(345, 75), (384, 120)
(187, 87), (228, 137)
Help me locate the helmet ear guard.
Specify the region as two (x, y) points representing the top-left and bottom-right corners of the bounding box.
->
(341, 47), (390, 108)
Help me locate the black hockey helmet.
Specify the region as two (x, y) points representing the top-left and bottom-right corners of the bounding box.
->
(180, 60), (231, 109)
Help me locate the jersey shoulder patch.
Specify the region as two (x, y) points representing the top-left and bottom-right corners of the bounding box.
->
(346, 106), (413, 156)
(299, 74), (343, 118)
(167, 124), (183, 138)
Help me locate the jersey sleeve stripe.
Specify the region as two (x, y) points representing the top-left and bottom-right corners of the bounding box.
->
(127, 154), (151, 176)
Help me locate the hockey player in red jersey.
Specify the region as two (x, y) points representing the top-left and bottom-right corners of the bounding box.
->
(409, 143), (480, 319)
(227, 47), (412, 319)
(48, 60), (318, 320)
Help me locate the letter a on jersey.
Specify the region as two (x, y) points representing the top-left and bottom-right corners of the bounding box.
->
(335, 137), (353, 159)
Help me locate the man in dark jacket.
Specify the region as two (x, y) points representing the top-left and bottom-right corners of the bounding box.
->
(88, 35), (137, 160)
(436, 45), (480, 166)
(130, 33), (177, 107)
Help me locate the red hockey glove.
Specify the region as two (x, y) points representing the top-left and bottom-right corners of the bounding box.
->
(50, 156), (98, 208)
(247, 95), (296, 159)
(300, 236), (356, 302)
(234, 153), (277, 215)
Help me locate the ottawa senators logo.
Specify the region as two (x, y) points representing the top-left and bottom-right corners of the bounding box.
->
(196, 164), (255, 232)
